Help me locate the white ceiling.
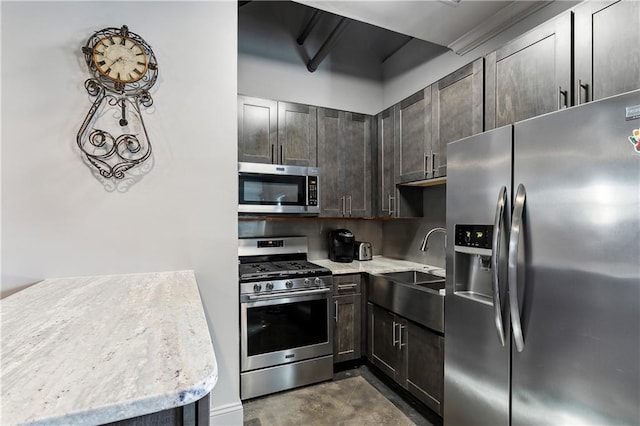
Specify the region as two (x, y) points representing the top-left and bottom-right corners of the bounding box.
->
(295, 1), (554, 54)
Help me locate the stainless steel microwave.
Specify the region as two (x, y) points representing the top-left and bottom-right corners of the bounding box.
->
(238, 162), (320, 215)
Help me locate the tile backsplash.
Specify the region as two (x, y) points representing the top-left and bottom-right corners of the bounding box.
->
(238, 185), (446, 268)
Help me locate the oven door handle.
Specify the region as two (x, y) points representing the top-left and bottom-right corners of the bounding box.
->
(246, 287), (332, 301)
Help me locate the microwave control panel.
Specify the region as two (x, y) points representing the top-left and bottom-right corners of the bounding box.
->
(308, 176), (318, 206)
(455, 224), (493, 249)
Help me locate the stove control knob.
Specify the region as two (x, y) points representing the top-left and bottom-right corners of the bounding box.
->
(314, 277), (322, 286)
(285, 280), (294, 289)
(304, 278), (310, 287)
(253, 283), (262, 293)
(265, 282), (274, 291)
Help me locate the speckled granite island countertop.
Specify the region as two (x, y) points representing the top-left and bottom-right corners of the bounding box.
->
(313, 256), (445, 277)
(0, 270), (218, 425)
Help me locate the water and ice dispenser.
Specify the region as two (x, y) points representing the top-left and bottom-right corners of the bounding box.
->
(453, 224), (496, 303)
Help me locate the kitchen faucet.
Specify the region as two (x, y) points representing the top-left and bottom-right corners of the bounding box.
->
(420, 227), (446, 251)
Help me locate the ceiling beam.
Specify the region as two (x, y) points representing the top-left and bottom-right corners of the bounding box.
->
(306, 17), (351, 72)
(297, 10), (323, 45)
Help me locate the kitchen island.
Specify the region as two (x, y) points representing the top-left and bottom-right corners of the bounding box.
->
(0, 270), (217, 425)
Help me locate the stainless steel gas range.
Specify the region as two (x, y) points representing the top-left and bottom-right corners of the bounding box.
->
(239, 236), (334, 400)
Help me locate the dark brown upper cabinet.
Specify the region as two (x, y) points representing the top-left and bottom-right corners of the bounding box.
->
(376, 106), (396, 217)
(277, 101), (317, 166)
(238, 96), (317, 166)
(484, 12), (572, 130)
(574, 0), (640, 105)
(238, 96), (278, 164)
(395, 86), (433, 184)
(317, 108), (372, 218)
(431, 58), (484, 178)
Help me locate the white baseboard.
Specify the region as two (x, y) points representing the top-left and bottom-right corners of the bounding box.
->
(209, 401), (243, 426)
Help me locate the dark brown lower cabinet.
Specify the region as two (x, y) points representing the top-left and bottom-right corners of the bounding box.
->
(368, 303), (444, 415)
(333, 274), (362, 363)
(105, 393), (210, 426)
(405, 321), (444, 414)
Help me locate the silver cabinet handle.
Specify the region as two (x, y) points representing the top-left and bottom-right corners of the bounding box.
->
(509, 184), (527, 352)
(392, 320), (397, 346)
(347, 195), (352, 216)
(577, 79), (589, 105)
(424, 153), (430, 175)
(341, 196), (346, 216)
(558, 86), (568, 109)
(334, 300), (338, 323)
(337, 283), (358, 290)
(399, 324), (406, 348)
(431, 152), (437, 176)
(492, 186), (507, 347)
(388, 195), (395, 216)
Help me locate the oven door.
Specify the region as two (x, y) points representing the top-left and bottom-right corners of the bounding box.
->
(240, 287), (333, 372)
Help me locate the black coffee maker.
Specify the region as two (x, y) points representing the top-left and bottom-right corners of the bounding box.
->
(328, 229), (355, 263)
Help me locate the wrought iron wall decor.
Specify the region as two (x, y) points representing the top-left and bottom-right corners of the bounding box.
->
(77, 25), (158, 179)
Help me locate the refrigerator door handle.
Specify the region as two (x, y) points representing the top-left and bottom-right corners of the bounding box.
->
(492, 186), (507, 346)
(509, 184), (526, 352)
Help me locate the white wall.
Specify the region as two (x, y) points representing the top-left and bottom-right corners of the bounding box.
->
(1, 1), (241, 423)
(239, 52), (383, 114)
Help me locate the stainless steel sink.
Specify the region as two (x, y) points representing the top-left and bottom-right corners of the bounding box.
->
(369, 270), (445, 333)
(380, 270), (445, 285)
(415, 281), (445, 291)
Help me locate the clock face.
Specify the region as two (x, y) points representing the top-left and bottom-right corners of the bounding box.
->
(92, 35), (148, 83)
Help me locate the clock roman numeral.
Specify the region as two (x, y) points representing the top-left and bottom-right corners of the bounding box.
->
(137, 61), (145, 66)
(108, 36), (115, 45)
(97, 60), (106, 66)
(127, 73), (133, 80)
(133, 68), (142, 75)
(120, 37), (126, 45)
(135, 52), (144, 56)
(105, 67), (112, 75)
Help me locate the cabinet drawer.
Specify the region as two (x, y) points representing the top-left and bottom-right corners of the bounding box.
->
(333, 274), (362, 294)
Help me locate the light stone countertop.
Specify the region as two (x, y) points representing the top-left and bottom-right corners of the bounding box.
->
(0, 270), (218, 425)
(312, 256), (445, 277)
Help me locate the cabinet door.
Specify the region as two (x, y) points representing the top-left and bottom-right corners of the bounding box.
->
(238, 96), (278, 164)
(369, 303), (401, 379)
(277, 101), (317, 166)
(333, 294), (362, 363)
(574, 0), (640, 105)
(396, 87), (432, 183)
(405, 321), (444, 415)
(377, 107), (396, 217)
(432, 59), (484, 178)
(342, 112), (372, 218)
(485, 12), (571, 129)
(317, 108), (343, 217)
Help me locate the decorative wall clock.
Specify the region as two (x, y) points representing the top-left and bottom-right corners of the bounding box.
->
(77, 25), (158, 179)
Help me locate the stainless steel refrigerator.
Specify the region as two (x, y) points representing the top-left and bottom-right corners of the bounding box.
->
(444, 90), (640, 425)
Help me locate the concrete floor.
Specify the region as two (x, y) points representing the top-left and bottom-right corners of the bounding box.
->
(242, 365), (440, 426)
